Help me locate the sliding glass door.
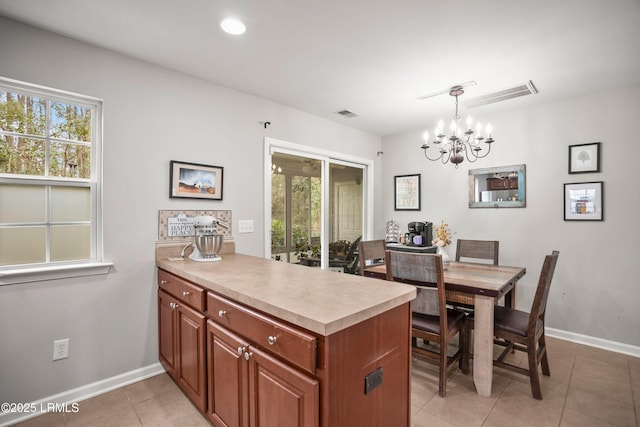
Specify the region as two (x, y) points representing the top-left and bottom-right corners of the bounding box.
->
(270, 153), (323, 263)
(266, 141), (370, 274)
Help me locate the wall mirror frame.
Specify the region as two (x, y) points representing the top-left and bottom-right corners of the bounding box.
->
(468, 164), (526, 208)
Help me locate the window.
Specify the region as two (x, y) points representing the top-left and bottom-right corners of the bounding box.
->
(0, 77), (109, 284)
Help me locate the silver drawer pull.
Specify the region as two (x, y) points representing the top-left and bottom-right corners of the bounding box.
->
(170, 302), (178, 309)
(244, 351), (252, 361)
(182, 291), (191, 297)
(160, 280), (168, 285)
(237, 346), (245, 355)
(218, 310), (227, 318)
(267, 335), (278, 346)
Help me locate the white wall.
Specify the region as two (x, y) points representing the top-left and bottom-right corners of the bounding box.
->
(382, 84), (640, 349)
(0, 16), (382, 404)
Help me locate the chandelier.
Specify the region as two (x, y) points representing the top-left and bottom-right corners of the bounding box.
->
(420, 86), (494, 168)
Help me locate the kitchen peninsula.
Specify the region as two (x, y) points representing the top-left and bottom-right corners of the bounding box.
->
(156, 250), (416, 427)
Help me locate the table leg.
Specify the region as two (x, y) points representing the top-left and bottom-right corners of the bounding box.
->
(504, 286), (516, 309)
(473, 295), (494, 397)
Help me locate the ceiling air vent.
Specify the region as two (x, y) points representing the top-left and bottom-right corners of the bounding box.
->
(335, 109), (359, 118)
(465, 80), (538, 108)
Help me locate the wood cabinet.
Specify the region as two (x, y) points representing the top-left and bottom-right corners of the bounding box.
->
(207, 319), (319, 427)
(158, 271), (207, 413)
(207, 291), (319, 427)
(157, 265), (411, 427)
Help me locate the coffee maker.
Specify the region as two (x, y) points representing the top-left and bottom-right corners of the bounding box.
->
(405, 221), (433, 247)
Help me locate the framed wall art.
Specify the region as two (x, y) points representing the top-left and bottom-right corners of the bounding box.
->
(569, 142), (601, 174)
(169, 160), (224, 200)
(394, 174), (421, 211)
(564, 181), (603, 221)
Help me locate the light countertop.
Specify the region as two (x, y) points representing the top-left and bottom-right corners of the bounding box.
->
(156, 253), (416, 336)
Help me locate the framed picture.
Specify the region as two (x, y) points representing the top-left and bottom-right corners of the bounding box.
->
(169, 160), (224, 200)
(569, 142), (601, 174)
(394, 174), (421, 211)
(564, 181), (603, 221)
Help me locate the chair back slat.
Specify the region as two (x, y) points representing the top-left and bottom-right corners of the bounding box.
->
(528, 250), (560, 331)
(455, 239), (499, 264)
(385, 250), (446, 317)
(412, 288), (439, 316)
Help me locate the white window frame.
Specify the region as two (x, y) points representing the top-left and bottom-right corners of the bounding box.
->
(0, 76), (111, 285)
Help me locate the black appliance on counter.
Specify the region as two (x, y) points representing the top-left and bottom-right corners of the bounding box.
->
(405, 221), (433, 247)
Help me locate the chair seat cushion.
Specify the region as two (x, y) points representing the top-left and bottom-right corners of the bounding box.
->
(494, 305), (542, 337)
(412, 309), (465, 335)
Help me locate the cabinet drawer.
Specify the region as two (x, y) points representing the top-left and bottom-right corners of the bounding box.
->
(207, 292), (317, 374)
(158, 269), (206, 312)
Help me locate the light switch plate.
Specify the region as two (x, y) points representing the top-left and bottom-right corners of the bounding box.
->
(238, 220), (254, 233)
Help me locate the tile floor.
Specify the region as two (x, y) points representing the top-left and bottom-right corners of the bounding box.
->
(12, 337), (640, 427)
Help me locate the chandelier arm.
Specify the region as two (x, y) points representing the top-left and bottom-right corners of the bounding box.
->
(472, 143), (493, 159)
(441, 151), (452, 164)
(462, 144), (480, 163)
(422, 148), (445, 162)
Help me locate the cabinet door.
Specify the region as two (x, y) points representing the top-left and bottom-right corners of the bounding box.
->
(176, 302), (207, 413)
(207, 320), (250, 427)
(248, 346), (319, 427)
(158, 289), (177, 379)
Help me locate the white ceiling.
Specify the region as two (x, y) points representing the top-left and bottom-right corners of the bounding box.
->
(1, 0), (639, 136)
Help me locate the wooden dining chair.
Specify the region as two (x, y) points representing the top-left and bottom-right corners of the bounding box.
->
(385, 250), (468, 397)
(462, 250), (560, 400)
(358, 239), (386, 277)
(455, 239), (499, 264)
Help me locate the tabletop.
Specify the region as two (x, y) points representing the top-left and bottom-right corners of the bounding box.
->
(366, 261), (526, 299)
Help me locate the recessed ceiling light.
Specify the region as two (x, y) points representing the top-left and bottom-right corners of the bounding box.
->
(220, 18), (246, 35)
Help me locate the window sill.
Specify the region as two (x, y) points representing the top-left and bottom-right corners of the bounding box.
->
(0, 262), (113, 286)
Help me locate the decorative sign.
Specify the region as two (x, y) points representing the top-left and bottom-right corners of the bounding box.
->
(167, 214), (195, 237)
(158, 210), (232, 240)
(394, 174), (421, 211)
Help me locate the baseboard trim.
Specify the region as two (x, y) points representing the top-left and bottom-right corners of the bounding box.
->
(546, 327), (640, 358)
(0, 363), (165, 427)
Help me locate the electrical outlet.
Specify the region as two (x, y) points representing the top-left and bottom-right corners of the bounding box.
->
(53, 338), (69, 361)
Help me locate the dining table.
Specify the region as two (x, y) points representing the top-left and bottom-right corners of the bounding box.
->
(366, 261), (526, 397)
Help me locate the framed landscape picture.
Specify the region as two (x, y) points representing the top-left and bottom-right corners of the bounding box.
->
(564, 181), (603, 221)
(169, 160), (224, 200)
(569, 142), (601, 174)
(394, 174), (421, 211)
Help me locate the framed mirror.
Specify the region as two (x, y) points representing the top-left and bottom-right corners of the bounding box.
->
(468, 164), (526, 208)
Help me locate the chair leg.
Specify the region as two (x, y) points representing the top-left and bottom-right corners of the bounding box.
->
(527, 339), (543, 400)
(439, 340), (448, 397)
(539, 334), (550, 376)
